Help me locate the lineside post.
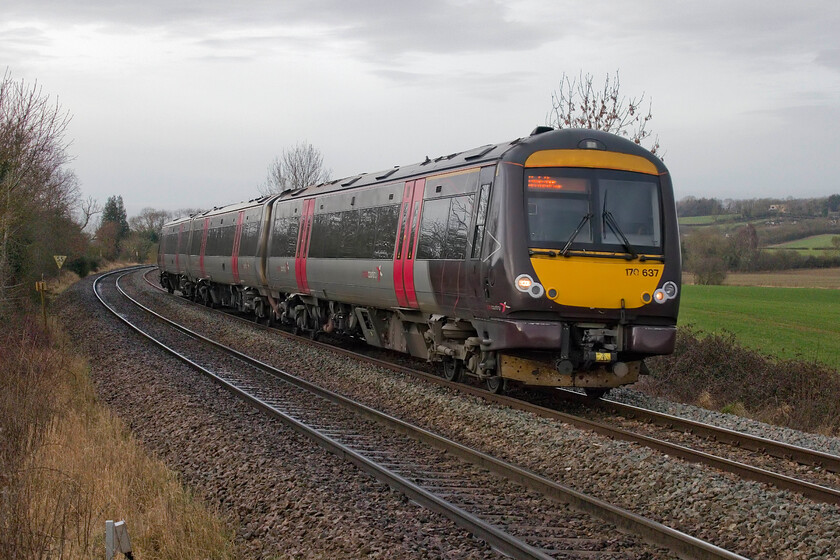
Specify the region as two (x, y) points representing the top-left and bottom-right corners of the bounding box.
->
(105, 520), (133, 560)
(35, 278), (48, 334)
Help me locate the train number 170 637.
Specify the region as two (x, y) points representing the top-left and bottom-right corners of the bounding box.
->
(626, 268), (660, 277)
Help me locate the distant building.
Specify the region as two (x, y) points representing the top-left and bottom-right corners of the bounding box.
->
(769, 204), (788, 213)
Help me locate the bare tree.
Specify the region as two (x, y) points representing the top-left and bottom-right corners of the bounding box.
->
(94, 221), (119, 260)
(259, 141), (331, 196)
(1, 70), (76, 306)
(128, 207), (172, 242)
(547, 70), (660, 156)
(78, 195), (101, 231)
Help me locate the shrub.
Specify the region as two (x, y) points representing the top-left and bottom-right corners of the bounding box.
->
(65, 255), (100, 278)
(642, 326), (840, 435)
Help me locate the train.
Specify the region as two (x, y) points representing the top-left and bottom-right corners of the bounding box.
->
(158, 127), (680, 395)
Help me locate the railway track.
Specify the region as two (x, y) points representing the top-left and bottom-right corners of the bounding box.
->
(101, 267), (750, 559)
(139, 267), (840, 507)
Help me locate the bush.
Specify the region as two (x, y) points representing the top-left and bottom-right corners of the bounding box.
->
(642, 326), (840, 435)
(64, 255), (100, 278)
(682, 228), (728, 284)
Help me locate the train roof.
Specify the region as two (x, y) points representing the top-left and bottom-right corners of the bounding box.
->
(160, 127), (666, 228)
(194, 195), (279, 217)
(160, 215), (193, 229)
(279, 127), (665, 200)
(160, 196), (279, 228)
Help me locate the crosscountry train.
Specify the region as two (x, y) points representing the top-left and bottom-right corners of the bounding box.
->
(158, 127), (681, 394)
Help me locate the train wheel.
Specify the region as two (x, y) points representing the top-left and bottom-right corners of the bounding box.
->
(442, 358), (464, 383)
(584, 388), (610, 399)
(485, 375), (506, 394)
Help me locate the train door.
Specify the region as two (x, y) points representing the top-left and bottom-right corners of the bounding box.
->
(467, 166), (497, 314)
(175, 223), (184, 273)
(393, 179), (426, 308)
(294, 198), (315, 294)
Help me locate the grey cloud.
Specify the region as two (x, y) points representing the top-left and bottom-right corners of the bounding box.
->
(648, 1), (839, 61)
(0, 25), (53, 64)
(815, 49), (840, 71)
(6, 0), (551, 60)
(367, 67), (537, 100)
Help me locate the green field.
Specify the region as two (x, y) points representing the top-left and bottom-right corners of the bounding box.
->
(768, 234), (840, 255)
(678, 213), (742, 226)
(678, 284), (840, 369)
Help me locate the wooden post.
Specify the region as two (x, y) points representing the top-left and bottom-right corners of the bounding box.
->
(35, 279), (48, 333)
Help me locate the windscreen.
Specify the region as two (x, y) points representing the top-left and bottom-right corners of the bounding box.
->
(526, 168), (662, 253)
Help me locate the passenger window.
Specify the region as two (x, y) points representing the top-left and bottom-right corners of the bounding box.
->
(416, 195), (474, 260)
(416, 198), (449, 259)
(359, 208), (377, 258)
(374, 204), (399, 259)
(445, 195), (473, 259)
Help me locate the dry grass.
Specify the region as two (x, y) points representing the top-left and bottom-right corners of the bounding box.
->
(0, 310), (240, 560)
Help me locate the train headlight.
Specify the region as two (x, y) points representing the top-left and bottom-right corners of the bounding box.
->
(515, 274), (545, 298)
(652, 281), (679, 304)
(515, 274), (533, 291)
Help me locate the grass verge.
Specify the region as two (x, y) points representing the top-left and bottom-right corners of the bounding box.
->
(0, 309), (240, 559)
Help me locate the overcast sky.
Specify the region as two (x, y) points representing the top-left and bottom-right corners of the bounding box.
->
(4, 0), (839, 218)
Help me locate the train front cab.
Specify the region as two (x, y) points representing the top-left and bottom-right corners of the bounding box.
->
(476, 135), (680, 391)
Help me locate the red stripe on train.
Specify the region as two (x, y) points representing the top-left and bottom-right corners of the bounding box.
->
(232, 210), (244, 284)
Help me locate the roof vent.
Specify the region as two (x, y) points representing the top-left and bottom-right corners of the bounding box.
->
(530, 126), (553, 136)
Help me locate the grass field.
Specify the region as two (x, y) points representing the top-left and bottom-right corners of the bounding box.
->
(770, 234), (839, 249)
(678, 213), (742, 226)
(767, 234), (840, 255)
(678, 284), (840, 369)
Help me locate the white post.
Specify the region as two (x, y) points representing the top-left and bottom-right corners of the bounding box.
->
(105, 520), (115, 560)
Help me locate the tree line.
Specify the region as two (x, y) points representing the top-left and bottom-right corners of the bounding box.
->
(1, 71), (84, 311)
(679, 194), (840, 219)
(683, 222), (840, 285)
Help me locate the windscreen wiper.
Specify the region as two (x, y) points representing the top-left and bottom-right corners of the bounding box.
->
(602, 192), (639, 260)
(561, 213), (592, 256)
